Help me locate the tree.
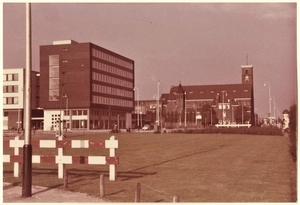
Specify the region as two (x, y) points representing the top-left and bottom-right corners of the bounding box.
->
(289, 104), (297, 133)
(201, 104), (217, 127)
(235, 105), (250, 124)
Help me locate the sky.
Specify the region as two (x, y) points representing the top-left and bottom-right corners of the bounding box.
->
(2, 2), (297, 118)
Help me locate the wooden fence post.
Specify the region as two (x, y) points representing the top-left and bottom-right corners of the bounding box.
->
(173, 196), (179, 202)
(63, 169), (68, 189)
(135, 182), (141, 202)
(99, 174), (105, 199)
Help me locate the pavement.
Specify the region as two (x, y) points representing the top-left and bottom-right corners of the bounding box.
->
(3, 182), (106, 203)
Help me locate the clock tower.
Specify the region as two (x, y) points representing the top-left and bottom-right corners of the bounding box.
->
(241, 65), (253, 84)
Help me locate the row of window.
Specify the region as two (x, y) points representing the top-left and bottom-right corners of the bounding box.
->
(92, 72), (133, 89)
(3, 73), (19, 81)
(3, 85), (18, 93)
(3, 97), (18, 105)
(64, 110), (88, 116)
(90, 110), (126, 117)
(92, 60), (133, 79)
(49, 55), (60, 101)
(92, 95), (133, 108)
(92, 83), (133, 98)
(92, 48), (133, 70)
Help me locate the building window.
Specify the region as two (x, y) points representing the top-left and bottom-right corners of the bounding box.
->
(3, 85), (19, 93)
(49, 55), (59, 101)
(3, 97), (18, 105)
(3, 73), (18, 81)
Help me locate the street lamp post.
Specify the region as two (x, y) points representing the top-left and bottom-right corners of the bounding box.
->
(272, 96), (276, 124)
(210, 108), (213, 126)
(134, 87), (139, 130)
(63, 95), (68, 130)
(157, 81), (160, 128)
(22, 2), (32, 197)
(264, 82), (272, 118)
(221, 91), (227, 124)
(184, 92), (187, 128)
(242, 102), (244, 124)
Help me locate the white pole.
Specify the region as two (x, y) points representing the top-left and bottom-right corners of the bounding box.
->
(264, 82), (272, 118)
(184, 92), (186, 128)
(222, 92), (224, 124)
(157, 81), (160, 126)
(137, 89), (139, 129)
(242, 102), (244, 124)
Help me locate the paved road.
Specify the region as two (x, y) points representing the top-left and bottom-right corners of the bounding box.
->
(3, 182), (106, 203)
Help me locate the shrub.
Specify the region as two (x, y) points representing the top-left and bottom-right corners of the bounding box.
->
(170, 127), (283, 136)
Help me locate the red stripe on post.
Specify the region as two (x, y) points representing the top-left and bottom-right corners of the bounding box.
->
(40, 156), (56, 163)
(89, 140), (105, 148)
(3, 140), (9, 148)
(72, 156), (88, 164)
(10, 155), (23, 163)
(106, 157), (119, 165)
(57, 140), (72, 148)
(31, 140), (40, 147)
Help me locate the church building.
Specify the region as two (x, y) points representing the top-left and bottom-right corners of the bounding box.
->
(163, 65), (255, 127)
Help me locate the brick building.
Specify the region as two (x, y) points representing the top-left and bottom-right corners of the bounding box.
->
(40, 40), (134, 131)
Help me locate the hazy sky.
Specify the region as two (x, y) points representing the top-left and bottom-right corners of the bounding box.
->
(2, 2), (297, 117)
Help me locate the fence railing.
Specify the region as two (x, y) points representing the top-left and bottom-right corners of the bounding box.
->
(3, 135), (119, 181)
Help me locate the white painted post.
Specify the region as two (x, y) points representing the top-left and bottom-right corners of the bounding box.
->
(57, 135), (65, 179)
(108, 135), (118, 181)
(13, 136), (21, 177)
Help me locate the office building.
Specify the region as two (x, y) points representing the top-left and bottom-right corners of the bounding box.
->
(40, 40), (135, 131)
(3, 68), (42, 130)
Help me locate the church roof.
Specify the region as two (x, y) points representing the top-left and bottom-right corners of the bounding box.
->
(167, 83), (253, 101)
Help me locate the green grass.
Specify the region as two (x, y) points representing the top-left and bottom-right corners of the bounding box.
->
(3, 132), (294, 202)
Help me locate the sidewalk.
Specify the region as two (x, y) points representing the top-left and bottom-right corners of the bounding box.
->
(3, 182), (106, 203)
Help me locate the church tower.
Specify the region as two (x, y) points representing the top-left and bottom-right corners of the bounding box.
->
(241, 64), (255, 126)
(241, 65), (253, 84)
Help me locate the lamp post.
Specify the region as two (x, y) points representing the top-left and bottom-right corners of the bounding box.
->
(184, 92), (187, 128)
(210, 108), (213, 126)
(140, 102), (142, 128)
(264, 82), (272, 119)
(134, 87), (139, 129)
(157, 81), (160, 127)
(272, 96), (276, 124)
(63, 95), (68, 130)
(22, 2), (32, 197)
(242, 102), (244, 124)
(221, 91), (227, 124)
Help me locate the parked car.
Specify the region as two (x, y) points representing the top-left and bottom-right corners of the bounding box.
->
(142, 124), (151, 131)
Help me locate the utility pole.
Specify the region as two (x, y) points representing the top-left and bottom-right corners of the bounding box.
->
(22, 2), (32, 197)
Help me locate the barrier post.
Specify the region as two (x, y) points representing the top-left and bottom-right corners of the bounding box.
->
(64, 169), (68, 189)
(13, 136), (21, 177)
(57, 135), (65, 179)
(173, 196), (179, 202)
(108, 136), (117, 181)
(99, 174), (105, 198)
(135, 182), (141, 202)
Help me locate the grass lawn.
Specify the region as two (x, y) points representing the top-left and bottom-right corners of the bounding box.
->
(3, 132), (294, 202)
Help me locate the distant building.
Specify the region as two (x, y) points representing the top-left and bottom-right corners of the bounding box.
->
(3, 68), (42, 130)
(165, 64), (255, 127)
(39, 40), (134, 131)
(282, 109), (290, 130)
(135, 65), (255, 128)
